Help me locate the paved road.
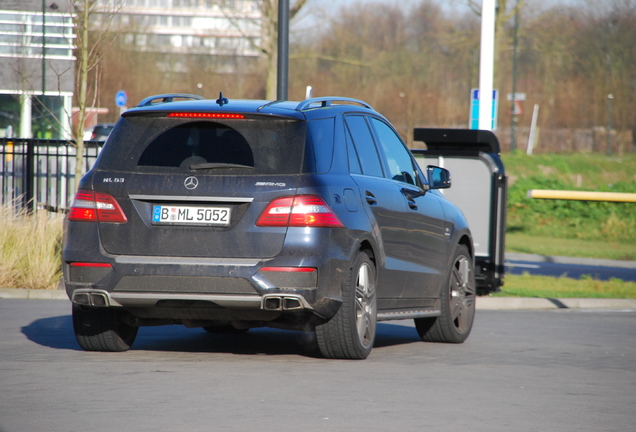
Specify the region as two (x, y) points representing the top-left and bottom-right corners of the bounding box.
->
(506, 253), (636, 282)
(1, 299), (635, 432)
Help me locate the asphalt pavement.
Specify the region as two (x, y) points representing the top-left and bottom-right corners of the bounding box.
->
(2, 299), (635, 432)
(506, 252), (636, 282)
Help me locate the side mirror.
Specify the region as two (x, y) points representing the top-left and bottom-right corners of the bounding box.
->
(426, 166), (451, 190)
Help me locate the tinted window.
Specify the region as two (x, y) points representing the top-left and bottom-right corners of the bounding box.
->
(97, 115), (306, 175)
(344, 115), (383, 177)
(138, 122), (254, 168)
(370, 118), (417, 185)
(306, 118), (335, 173)
(345, 127), (362, 174)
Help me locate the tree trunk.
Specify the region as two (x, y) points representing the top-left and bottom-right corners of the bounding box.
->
(72, 1), (90, 189)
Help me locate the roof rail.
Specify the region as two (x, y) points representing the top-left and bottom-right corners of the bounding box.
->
(137, 93), (205, 107)
(296, 97), (373, 111)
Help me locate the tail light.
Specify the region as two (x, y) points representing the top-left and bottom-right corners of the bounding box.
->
(68, 190), (127, 223)
(256, 195), (344, 228)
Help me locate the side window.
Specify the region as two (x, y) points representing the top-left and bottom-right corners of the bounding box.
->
(306, 118), (335, 173)
(344, 115), (384, 178)
(370, 118), (417, 186)
(345, 128), (362, 174)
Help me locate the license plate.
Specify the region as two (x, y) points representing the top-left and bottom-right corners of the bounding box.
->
(152, 205), (231, 226)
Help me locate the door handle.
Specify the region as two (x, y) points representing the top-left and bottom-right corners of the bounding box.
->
(365, 192), (377, 206)
(406, 197), (418, 210)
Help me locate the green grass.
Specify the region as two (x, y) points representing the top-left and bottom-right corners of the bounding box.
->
(500, 152), (636, 298)
(503, 153), (636, 244)
(506, 233), (636, 261)
(497, 273), (636, 299)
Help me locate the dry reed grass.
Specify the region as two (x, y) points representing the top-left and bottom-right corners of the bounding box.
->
(0, 203), (63, 289)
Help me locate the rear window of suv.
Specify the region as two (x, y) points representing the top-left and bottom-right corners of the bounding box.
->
(96, 115), (307, 175)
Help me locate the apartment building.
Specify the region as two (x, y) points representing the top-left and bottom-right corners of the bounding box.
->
(0, 1), (263, 138)
(103, 0), (262, 73)
(0, 1), (75, 139)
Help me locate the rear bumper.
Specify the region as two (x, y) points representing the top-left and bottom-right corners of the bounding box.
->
(63, 253), (346, 321)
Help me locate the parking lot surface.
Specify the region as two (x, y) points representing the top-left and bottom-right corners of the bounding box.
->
(1, 299), (634, 432)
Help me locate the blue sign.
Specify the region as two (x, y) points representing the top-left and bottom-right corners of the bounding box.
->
(469, 88), (498, 130)
(115, 90), (128, 107)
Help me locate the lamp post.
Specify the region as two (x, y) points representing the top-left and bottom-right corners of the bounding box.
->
(478, 0), (495, 131)
(510, 0), (520, 152)
(277, 0), (289, 101)
(606, 93), (613, 155)
(42, 0), (46, 96)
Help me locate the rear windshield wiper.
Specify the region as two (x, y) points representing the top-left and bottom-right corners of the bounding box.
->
(189, 162), (254, 170)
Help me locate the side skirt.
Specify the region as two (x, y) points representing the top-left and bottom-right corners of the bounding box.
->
(377, 309), (441, 321)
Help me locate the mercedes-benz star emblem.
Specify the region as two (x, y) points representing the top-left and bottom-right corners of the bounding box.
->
(184, 176), (199, 190)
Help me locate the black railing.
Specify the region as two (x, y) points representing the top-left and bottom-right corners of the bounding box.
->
(1, 138), (103, 212)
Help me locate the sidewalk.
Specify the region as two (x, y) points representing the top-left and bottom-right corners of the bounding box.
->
(1, 287), (635, 310)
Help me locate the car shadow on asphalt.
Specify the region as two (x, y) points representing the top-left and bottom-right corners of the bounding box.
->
(22, 315), (422, 358)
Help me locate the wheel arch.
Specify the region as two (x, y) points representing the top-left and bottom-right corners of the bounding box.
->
(457, 234), (474, 260)
(358, 239), (376, 266)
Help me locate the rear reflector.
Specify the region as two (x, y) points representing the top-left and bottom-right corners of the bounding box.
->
(167, 112), (245, 119)
(260, 267), (316, 273)
(68, 190), (127, 223)
(256, 195), (344, 228)
(69, 262), (112, 268)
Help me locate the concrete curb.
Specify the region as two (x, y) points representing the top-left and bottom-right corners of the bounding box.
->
(1, 288), (635, 310)
(477, 296), (636, 310)
(0, 288), (68, 300)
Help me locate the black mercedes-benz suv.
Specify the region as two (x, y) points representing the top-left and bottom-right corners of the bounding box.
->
(63, 93), (476, 359)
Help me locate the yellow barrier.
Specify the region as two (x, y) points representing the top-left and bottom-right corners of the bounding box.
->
(527, 189), (636, 203)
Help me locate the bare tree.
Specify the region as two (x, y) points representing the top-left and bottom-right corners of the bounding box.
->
(214, 0), (308, 100)
(68, 0), (122, 184)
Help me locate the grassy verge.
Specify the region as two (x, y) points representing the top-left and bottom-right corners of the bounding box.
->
(0, 204), (63, 290)
(497, 273), (636, 299)
(506, 233), (636, 261)
(499, 152), (636, 298)
(502, 152), (636, 248)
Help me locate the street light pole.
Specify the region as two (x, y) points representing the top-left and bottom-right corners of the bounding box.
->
(277, 0), (289, 101)
(606, 94), (613, 155)
(42, 0), (46, 96)
(510, 0), (520, 152)
(478, 0), (495, 131)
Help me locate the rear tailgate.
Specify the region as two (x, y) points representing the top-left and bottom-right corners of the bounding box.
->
(90, 113), (307, 259)
(92, 171), (298, 258)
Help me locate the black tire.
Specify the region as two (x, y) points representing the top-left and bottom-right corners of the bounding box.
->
(72, 305), (138, 352)
(315, 252), (377, 359)
(415, 244), (476, 343)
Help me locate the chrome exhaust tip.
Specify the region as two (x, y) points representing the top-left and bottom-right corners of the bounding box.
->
(72, 290), (110, 307)
(262, 295), (310, 311)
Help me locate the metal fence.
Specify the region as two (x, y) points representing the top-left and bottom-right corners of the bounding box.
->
(0, 138), (103, 212)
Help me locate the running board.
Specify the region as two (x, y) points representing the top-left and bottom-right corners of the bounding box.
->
(377, 309), (441, 321)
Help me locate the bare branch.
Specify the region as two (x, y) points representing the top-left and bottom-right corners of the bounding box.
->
(290, 53), (371, 67)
